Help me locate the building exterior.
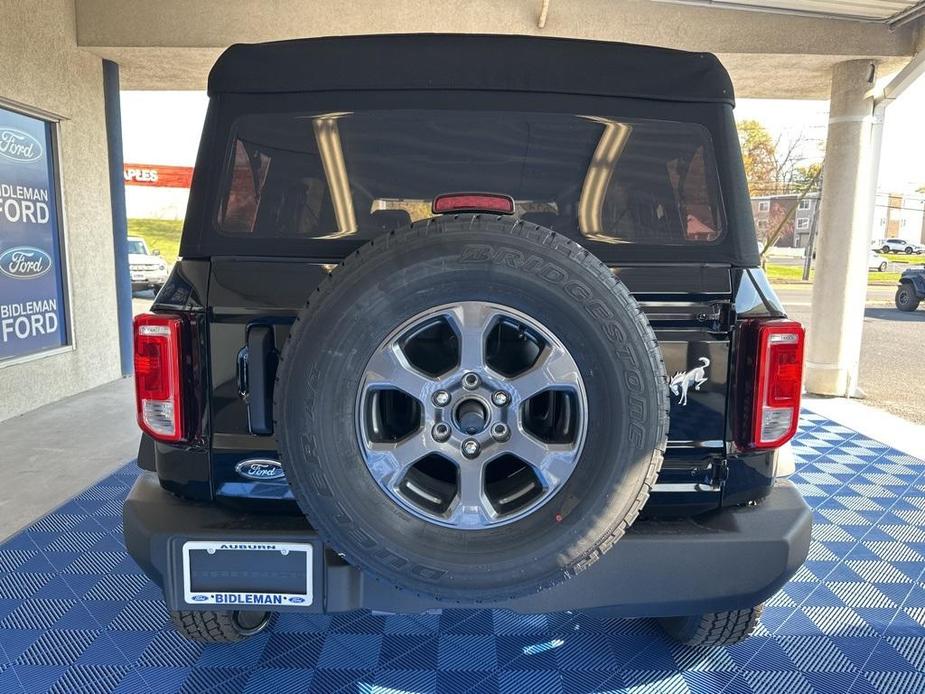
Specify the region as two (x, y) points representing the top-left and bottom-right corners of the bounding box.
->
(872, 192), (925, 244)
(752, 191), (925, 249)
(0, 0), (121, 422)
(124, 163), (192, 220)
(750, 193), (821, 248)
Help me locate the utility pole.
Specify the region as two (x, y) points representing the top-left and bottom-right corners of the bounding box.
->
(802, 197), (821, 281)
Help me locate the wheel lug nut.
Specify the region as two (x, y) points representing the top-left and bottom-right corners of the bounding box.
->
(462, 438), (480, 458)
(432, 390), (451, 407)
(491, 423), (510, 442)
(432, 423), (451, 442)
(491, 391), (510, 407)
(462, 372), (480, 390)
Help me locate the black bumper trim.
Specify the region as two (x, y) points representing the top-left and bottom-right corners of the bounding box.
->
(123, 472), (811, 617)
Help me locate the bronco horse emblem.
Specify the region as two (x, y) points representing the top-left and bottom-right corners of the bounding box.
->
(669, 357), (710, 406)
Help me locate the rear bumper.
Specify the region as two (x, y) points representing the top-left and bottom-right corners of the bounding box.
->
(123, 472), (811, 618)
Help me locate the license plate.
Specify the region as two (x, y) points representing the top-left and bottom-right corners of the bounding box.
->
(182, 540), (313, 607)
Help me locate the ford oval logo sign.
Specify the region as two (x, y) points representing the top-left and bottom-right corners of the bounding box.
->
(0, 127), (43, 163)
(235, 459), (286, 481)
(0, 247), (52, 280)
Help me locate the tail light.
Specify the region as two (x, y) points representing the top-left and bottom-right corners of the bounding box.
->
(432, 193), (515, 215)
(746, 320), (805, 449)
(133, 313), (184, 442)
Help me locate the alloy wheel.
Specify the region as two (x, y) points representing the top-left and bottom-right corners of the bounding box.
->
(357, 302), (587, 529)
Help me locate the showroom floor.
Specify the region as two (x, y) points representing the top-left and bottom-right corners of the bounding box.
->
(1, 411), (924, 693)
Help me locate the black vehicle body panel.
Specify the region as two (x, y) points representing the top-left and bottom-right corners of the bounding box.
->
(899, 268), (925, 297)
(125, 472), (810, 617)
(143, 257), (784, 516)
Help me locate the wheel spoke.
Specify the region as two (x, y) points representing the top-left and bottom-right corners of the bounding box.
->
(358, 301), (587, 529)
(506, 427), (578, 489)
(365, 432), (430, 487)
(364, 343), (434, 401)
(508, 345), (581, 401)
(446, 303), (496, 370)
(445, 462), (496, 527)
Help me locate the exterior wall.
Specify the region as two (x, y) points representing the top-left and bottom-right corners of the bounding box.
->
(872, 192), (925, 244)
(0, 0), (121, 421)
(125, 186), (189, 221)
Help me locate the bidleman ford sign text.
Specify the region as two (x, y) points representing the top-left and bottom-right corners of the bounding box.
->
(0, 107), (67, 361)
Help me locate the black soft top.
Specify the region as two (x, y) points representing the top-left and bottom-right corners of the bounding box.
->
(208, 34), (735, 105)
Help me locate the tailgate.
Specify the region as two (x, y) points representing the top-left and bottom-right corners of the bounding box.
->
(206, 259), (733, 503)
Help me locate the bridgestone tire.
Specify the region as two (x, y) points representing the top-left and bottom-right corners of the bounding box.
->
(170, 610), (272, 643)
(658, 605), (764, 646)
(275, 215), (668, 601)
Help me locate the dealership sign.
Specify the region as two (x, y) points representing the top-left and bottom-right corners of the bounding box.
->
(0, 106), (67, 361)
(124, 163), (193, 188)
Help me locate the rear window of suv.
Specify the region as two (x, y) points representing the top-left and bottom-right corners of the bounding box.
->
(216, 109), (724, 249)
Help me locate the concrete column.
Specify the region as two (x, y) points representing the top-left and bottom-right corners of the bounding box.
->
(805, 60), (882, 397)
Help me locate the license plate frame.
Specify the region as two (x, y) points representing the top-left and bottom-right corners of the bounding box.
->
(181, 540), (313, 608)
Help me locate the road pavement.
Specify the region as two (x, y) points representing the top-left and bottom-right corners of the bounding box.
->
(774, 284), (923, 425)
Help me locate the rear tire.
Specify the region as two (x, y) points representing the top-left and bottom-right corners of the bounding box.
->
(878, 262), (887, 273)
(170, 610), (273, 643)
(896, 284), (921, 312)
(659, 605), (763, 647)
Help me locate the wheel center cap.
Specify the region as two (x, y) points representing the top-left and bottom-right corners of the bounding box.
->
(455, 398), (488, 435)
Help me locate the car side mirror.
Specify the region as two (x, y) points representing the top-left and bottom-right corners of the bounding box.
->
(153, 249), (161, 256)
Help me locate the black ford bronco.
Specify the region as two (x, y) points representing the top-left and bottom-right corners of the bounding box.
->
(124, 34), (812, 647)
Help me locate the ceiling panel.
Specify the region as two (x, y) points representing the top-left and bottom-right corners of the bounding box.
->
(651, 0), (922, 22)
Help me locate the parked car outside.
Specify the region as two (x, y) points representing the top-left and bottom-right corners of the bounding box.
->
(128, 236), (169, 293)
(877, 238), (925, 255)
(869, 251), (888, 272)
(123, 35), (811, 649)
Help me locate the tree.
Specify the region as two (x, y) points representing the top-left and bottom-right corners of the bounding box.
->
(792, 162), (823, 192)
(738, 120), (777, 197)
(737, 119), (820, 196)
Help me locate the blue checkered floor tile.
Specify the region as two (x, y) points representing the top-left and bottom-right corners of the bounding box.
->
(2, 412), (925, 693)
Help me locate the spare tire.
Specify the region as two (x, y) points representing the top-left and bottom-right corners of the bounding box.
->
(275, 215), (668, 601)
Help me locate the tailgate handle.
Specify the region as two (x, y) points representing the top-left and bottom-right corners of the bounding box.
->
(241, 324), (277, 435)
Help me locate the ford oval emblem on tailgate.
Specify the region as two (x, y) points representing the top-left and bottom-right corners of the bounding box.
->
(235, 459), (286, 481)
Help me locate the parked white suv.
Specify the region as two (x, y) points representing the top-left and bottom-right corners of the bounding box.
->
(876, 238), (925, 255)
(128, 236), (169, 293)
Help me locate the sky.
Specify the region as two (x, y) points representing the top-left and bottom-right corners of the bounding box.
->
(121, 78), (925, 194)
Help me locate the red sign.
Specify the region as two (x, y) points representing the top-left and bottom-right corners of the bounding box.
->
(123, 163), (193, 188)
